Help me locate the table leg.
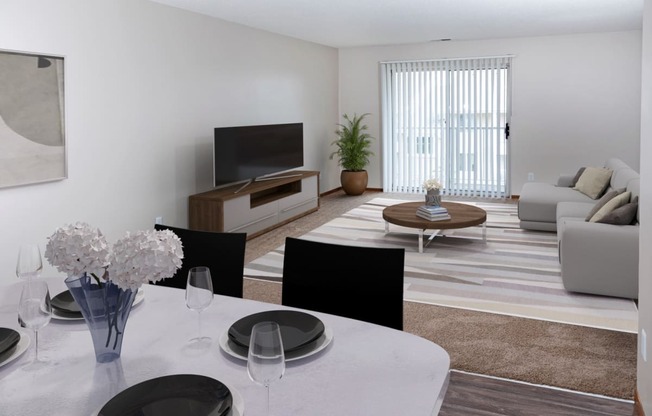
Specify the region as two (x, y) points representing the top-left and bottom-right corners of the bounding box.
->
(418, 229), (424, 253)
(483, 222), (487, 242)
(385, 221), (389, 234)
(423, 229), (440, 251)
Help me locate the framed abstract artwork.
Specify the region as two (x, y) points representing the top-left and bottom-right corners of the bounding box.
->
(0, 49), (66, 189)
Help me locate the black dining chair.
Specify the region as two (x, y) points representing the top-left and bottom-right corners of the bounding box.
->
(281, 236), (405, 330)
(152, 224), (247, 298)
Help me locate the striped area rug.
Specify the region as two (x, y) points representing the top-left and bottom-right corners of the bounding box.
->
(244, 197), (638, 333)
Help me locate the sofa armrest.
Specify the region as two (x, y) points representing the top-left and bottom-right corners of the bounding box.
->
(559, 221), (638, 299)
(556, 174), (575, 187)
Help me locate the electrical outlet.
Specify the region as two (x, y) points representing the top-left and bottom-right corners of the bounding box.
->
(155, 216), (163, 225)
(642, 329), (648, 362)
(527, 172), (534, 181)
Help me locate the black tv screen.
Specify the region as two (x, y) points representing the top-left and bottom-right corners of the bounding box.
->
(213, 122), (304, 187)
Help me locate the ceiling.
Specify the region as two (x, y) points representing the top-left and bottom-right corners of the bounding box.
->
(149, 0), (643, 48)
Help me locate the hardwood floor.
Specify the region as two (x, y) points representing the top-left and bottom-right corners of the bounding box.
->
(440, 371), (634, 416)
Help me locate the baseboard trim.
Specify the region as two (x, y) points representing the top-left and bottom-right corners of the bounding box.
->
(320, 187), (383, 197)
(635, 389), (645, 415)
(320, 187), (342, 197)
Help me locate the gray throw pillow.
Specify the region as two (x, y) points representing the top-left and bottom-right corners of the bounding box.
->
(584, 188), (626, 221)
(588, 191), (631, 223)
(570, 167), (586, 187)
(597, 197), (639, 225)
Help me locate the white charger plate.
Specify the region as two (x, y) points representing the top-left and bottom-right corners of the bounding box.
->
(219, 325), (333, 362)
(52, 289), (145, 321)
(0, 331), (30, 368)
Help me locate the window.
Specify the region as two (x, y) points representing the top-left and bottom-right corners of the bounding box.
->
(380, 56), (512, 197)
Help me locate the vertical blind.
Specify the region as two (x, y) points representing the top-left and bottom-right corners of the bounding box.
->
(380, 56), (512, 198)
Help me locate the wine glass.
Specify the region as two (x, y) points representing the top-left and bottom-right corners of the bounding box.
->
(17, 280), (52, 364)
(247, 321), (285, 416)
(185, 266), (214, 343)
(16, 244), (43, 280)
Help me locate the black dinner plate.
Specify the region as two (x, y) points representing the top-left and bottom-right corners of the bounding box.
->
(228, 310), (325, 353)
(98, 374), (232, 416)
(51, 290), (81, 315)
(0, 328), (20, 356)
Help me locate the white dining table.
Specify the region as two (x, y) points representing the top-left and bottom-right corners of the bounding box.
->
(0, 277), (450, 416)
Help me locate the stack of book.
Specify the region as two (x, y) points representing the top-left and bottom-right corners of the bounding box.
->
(416, 205), (450, 221)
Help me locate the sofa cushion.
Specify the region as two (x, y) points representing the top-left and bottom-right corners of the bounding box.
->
(519, 182), (594, 224)
(584, 188), (626, 221)
(597, 196), (639, 225)
(557, 201), (595, 222)
(610, 166), (639, 190)
(588, 191), (631, 223)
(573, 167), (613, 199)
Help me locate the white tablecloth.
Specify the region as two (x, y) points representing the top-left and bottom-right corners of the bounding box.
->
(0, 277), (450, 416)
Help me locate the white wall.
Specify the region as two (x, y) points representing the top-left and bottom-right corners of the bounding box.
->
(338, 31), (642, 194)
(1, 0), (650, 406)
(0, 0), (338, 285)
(639, 0), (652, 412)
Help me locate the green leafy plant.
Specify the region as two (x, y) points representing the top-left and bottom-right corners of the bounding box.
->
(330, 113), (374, 171)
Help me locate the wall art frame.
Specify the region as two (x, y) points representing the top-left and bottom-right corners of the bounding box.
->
(0, 48), (67, 189)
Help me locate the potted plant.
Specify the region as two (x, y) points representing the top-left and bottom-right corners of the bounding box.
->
(330, 113), (374, 195)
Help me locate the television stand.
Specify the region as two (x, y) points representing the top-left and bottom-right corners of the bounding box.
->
(189, 170), (320, 240)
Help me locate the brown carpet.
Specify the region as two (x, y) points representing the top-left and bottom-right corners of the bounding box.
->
(242, 190), (637, 400)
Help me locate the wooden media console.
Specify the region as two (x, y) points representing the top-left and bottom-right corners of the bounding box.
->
(189, 170), (319, 239)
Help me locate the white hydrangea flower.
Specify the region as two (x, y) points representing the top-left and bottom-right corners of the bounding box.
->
(44, 222), (109, 278)
(45, 223), (183, 291)
(108, 229), (184, 291)
(423, 178), (442, 191)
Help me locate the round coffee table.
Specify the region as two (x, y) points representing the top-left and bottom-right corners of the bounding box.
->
(382, 201), (487, 253)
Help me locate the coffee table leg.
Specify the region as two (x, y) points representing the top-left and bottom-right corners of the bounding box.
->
(385, 221), (389, 233)
(418, 229), (424, 253)
(483, 222), (487, 242)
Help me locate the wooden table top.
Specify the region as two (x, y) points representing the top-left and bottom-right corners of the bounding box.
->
(382, 201), (487, 230)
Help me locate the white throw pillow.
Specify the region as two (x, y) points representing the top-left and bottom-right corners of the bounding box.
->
(573, 167), (613, 199)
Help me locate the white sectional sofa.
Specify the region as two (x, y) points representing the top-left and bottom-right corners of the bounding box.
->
(518, 158), (639, 299)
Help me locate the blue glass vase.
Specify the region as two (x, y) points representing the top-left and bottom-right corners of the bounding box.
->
(65, 273), (136, 363)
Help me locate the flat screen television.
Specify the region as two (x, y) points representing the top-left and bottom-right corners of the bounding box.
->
(213, 122), (304, 188)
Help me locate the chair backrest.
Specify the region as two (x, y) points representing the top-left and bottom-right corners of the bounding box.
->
(281, 237), (405, 330)
(153, 224), (246, 298)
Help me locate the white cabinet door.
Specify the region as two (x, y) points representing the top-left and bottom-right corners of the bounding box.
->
(223, 196), (279, 234)
(278, 176), (319, 223)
